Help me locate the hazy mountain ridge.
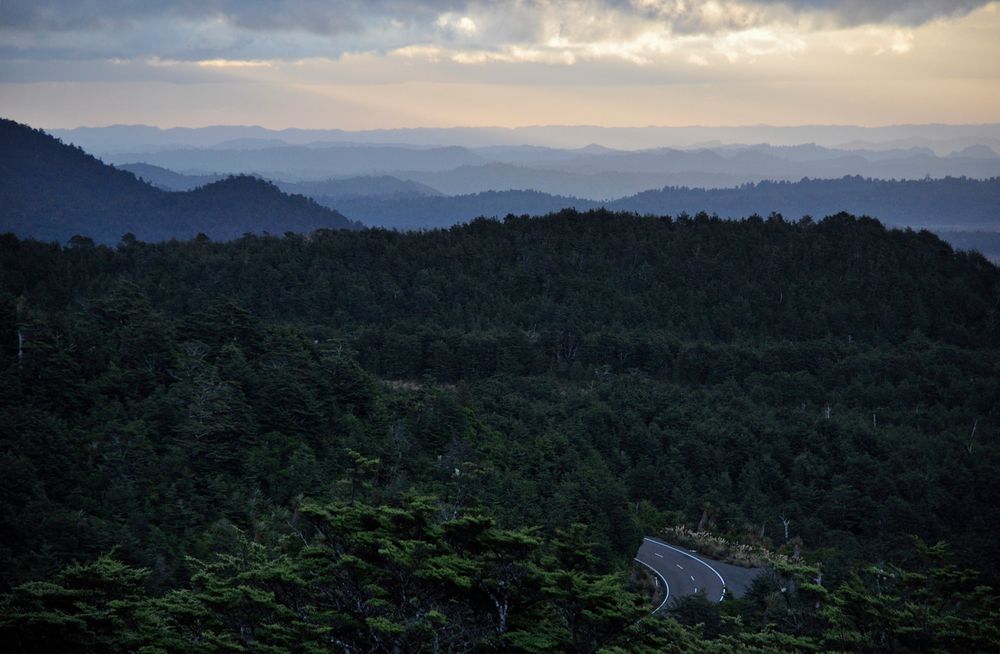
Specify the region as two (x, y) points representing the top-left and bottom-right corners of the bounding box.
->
(8, 118), (1000, 261)
(113, 155), (1000, 259)
(120, 162), (226, 191)
(101, 139), (1000, 199)
(316, 176), (1000, 259)
(50, 123), (1000, 153)
(279, 176), (443, 199)
(104, 144), (486, 179)
(119, 162), (443, 198)
(0, 119), (360, 243)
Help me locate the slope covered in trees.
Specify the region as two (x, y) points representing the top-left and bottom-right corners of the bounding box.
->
(612, 176), (1000, 229)
(311, 176), (1000, 245)
(1, 211), (998, 651)
(0, 119), (360, 244)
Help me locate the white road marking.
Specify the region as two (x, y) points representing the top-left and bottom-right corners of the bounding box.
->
(690, 575), (696, 582)
(654, 552), (663, 558)
(676, 564), (684, 570)
(644, 537), (728, 602)
(633, 557), (671, 613)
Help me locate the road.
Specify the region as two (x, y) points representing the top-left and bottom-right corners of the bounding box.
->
(634, 537), (765, 612)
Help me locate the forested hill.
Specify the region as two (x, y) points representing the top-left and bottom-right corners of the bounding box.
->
(611, 176), (1000, 230)
(313, 176), (1000, 235)
(0, 119), (361, 243)
(2, 212), (999, 651)
(10, 210), (992, 348)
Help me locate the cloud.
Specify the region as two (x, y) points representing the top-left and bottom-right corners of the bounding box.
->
(0, 1), (463, 34)
(3, 1), (989, 35)
(0, 0), (992, 66)
(756, 1), (989, 27)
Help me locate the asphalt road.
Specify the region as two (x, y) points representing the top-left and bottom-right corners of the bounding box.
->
(634, 537), (765, 612)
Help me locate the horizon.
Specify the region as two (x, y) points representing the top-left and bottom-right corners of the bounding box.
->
(37, 119), (1000, 154)
(37, 120), (1000, 131)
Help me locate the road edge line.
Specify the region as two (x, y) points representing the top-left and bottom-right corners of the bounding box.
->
(643, 537), (727, 602)
(633, 557), (671, 613)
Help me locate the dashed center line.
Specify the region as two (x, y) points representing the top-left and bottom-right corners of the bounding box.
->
(643, 538), (728, 603)
(654, 552), (663, 558)
(690, 575), (696, 582)
(675, 564), (684, 570)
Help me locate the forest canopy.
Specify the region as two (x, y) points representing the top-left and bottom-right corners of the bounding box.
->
(1, 210), (998, 652)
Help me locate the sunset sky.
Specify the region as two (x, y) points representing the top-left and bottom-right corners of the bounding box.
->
(2, 0), (999, 129)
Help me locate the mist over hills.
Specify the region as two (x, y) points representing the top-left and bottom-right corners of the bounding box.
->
(121, 163), (442, 198)
(50, 123), (1000, 153)
(0, 120), (360, 244)
(117, 159), (1000, 259)
(312, 176), (999, 232)
(105, 144), (487, 180)
(91, 136), (1000, 199)
(121, 162), (225, 191)
(6, 118), (999, 262)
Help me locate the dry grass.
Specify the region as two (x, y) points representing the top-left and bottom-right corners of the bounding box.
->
(659, 526), (788, 568)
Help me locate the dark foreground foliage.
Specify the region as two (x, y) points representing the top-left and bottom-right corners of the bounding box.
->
(1, 210), (998, 651)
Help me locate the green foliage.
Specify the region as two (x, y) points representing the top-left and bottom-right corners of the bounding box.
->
(1, 210), (999, 651)
(1, 504), (657, 653)
(822, 539), (1000, 653)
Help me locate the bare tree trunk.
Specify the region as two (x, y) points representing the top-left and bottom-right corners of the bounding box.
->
(967, 418), (979, 454)
(780, 516), (791, 541)
(697, 507), (710, 532)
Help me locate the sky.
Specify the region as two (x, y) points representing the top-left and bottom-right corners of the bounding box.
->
(1, 0), (999, 129)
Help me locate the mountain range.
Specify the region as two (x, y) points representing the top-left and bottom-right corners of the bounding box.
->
(4, 118), (999, 261)
(111, 159), (1000, 259)
(92, 139), (1000, 200)
(50, 123), (1000, 153)
(121, 163), (441, 198)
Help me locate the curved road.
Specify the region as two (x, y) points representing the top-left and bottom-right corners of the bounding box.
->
(634, 537), (764, 612)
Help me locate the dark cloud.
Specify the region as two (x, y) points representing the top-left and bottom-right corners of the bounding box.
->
(612, 0), (990, 33)
(0, 0), (991, 64)
(2, 1), (990, 33)
(0, 1), (465, 34)
(767, 0), (988, 25)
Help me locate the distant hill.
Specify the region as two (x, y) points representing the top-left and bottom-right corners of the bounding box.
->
(279, 176), (442, 199)
(0, 119), (360, 243)
(104, 143), (487, 178)
(325, 189), (594, 230)
(118, 163), (442, 198)
(323, 175), (999, 231)
(86, 134), (1000, 199)
(50, 122), (1000, 152)
(609, 176), (1000, 230)
(326, 176), (1000, 259)
(119, 162), (225, 191)
(395, 162), (692, 199)
(392, 149), (1000, 199)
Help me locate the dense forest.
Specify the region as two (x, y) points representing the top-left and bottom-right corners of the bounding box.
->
(0, 120), (360, 244)
(318, 178), (1000, 261)
(1, 210), (999, 651)
(614, 176), (1000, 228)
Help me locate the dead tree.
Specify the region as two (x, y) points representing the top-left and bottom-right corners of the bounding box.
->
(780, 515), (791, 541)
(967, 418), (979, 454)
